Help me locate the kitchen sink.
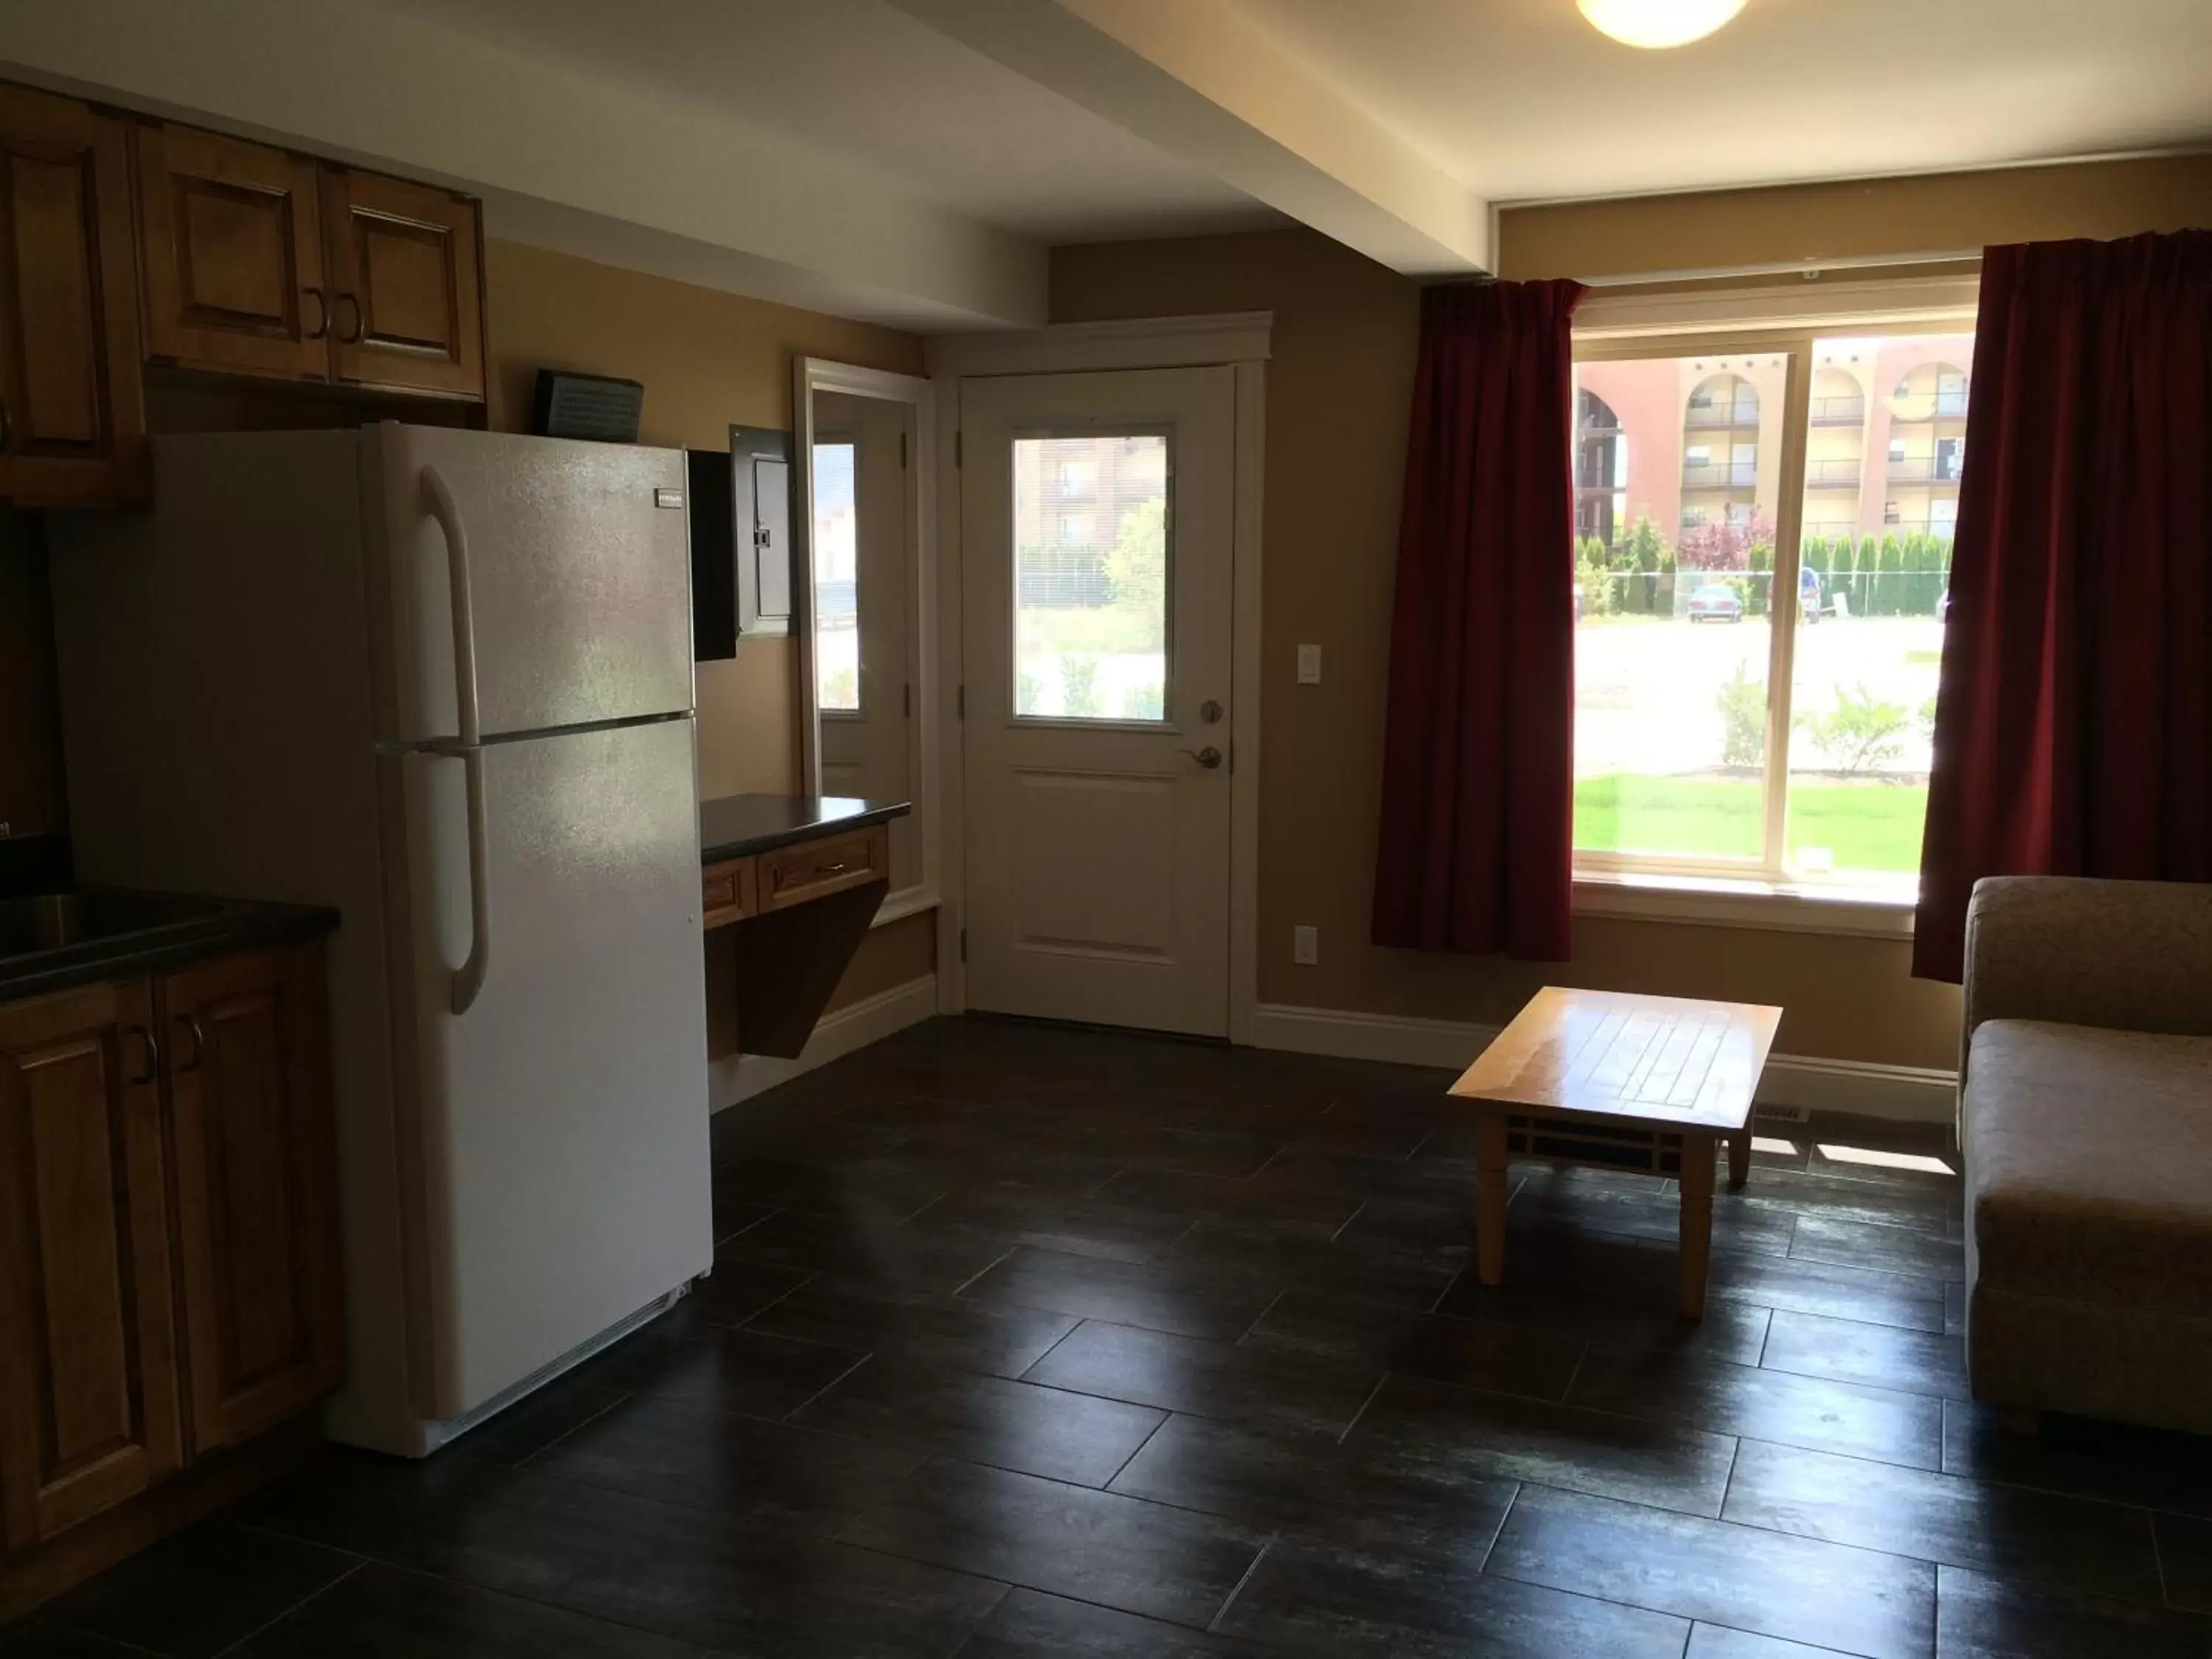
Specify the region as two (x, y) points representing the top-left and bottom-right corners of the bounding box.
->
(0, 890), (229, 961)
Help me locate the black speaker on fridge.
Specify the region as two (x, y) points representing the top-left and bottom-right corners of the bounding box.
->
(529, 369), (644, 443)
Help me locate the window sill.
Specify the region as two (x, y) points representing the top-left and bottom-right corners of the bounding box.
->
(1573, 870), (1916, 939)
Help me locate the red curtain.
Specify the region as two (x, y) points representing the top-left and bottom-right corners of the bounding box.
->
(1915, 230), (2212, 980)
(1372, 277), (1586, 960)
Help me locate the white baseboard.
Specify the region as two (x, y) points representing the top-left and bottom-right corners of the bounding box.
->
(709, 973), (938, 1113)
(1247, 1001), (1955, 1124)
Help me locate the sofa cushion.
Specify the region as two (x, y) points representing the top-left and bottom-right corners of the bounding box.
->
(1966, 1019), (2212, 1317)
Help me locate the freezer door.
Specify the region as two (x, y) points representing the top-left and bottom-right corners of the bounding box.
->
(370, 425), (694, 743)
(386, 717), (711, 1419)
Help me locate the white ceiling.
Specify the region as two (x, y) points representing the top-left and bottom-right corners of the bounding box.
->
(1236, 0), (2212, 203)
(7, 0), (2205, 330)
(369, 0), (1282, 243)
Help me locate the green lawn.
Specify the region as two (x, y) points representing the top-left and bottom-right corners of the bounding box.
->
(1575, 773), (1927, 873)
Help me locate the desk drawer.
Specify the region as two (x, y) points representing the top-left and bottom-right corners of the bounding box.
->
(759, 824), (886, 911)
(701, 858), (757, 928)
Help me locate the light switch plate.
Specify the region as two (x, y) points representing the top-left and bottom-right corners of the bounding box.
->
(1293, 925), (1319, 965)
(1295, 644), (1322, 684)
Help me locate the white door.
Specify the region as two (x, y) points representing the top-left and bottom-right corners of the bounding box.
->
(961, 366), (1236, 1036)
(367, 425), (695, 742)
(387, 716), (711, 1422)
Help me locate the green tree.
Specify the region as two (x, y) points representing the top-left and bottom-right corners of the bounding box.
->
(1877, 535), (1906, 616)
(1612, 515), (1665, 616)
(1104, 500), (1166, 648)
(1745, 540), (1773, 617)
(1060, 653), (1100, 717)
(1829, 536), (1854, 616)
(1857, 536), (1880, 616)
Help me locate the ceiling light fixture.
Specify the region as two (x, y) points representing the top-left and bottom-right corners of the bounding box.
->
(1577, 0), (1747, 49)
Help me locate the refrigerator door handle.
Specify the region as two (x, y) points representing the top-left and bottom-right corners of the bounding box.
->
(452, 745), (491, 1015)
(422, 465), (483, 748)
(424, 464), (491, 1014)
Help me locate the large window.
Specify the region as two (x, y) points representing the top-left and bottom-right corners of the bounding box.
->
(1571, 330), (1973, 894)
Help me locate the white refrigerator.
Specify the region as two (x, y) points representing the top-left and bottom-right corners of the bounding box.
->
(49, 425), (714, 1455)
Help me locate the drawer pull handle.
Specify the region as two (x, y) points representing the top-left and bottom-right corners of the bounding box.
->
(122, 1023), (160, 1086)
(175, 1015), (206, 1074)
(821, 860), (849, 874)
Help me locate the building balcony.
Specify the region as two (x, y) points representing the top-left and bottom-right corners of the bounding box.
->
(1683, 403), (1760, 430)
(1889, 394), (1970, 422)
(1683, 461), (1758, 487)
(1809, 395), (1866, 425)
(1804, 457), (1862, 488)
(1887, 458), (1965, 484)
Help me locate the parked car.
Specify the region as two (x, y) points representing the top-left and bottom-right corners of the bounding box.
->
(1687, 582), (1744, 623)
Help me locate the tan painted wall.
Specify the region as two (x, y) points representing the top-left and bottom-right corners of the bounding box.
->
(481, 239), (942, 1006)
(1499, 154), (2212, 282)
(1049, 229), (1978, 1067)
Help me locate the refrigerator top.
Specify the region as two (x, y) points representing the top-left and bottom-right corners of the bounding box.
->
(367, 425), (697, 745)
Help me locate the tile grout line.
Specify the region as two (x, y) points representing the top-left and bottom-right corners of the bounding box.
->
(778, 1347), (876, 1424)
(1337, 1370), (1392, 1447)
(1015, 1317), (1091, 1382)
(1475, 1481), (1523, 1574)
(206, 1556), (368, 1658)
(1204, 1531), (1279, 1637)
(1098, 1411), (1172, 1491)
(513, 1385), (636, 1470)
(1234, 1285), (1290, 1346)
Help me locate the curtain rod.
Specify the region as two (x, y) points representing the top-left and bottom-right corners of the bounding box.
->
(1579, 249), (1983, 288)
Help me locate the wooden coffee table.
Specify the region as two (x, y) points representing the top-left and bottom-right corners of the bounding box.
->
(1448, 987), (1781, 1318)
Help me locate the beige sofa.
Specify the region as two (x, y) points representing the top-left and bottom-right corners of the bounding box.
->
(1961, 875), (2212, 1433)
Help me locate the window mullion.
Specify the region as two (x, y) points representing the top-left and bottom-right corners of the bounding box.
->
(1759, 338), (1815, 879)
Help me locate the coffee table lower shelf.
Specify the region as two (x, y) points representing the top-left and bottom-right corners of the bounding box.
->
(1470, 1105), (1751, 1320)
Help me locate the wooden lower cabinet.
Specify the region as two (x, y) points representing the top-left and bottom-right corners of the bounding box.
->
(0, 980), (181, 1549)
(0, 941), (338, 1568)
(159, 946), (343, 1454)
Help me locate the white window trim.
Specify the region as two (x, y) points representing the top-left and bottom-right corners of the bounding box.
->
(1571, 276), (1978, 931)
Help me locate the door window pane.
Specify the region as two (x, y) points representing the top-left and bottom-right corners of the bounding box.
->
(1786, 332), (1972, 883)
(1574, 353), (1790, 864)
(812, 439), (859, 712)
(1012, 433), (1169, 722)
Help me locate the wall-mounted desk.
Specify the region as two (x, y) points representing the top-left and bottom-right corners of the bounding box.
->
(698, 793), (911, 1060)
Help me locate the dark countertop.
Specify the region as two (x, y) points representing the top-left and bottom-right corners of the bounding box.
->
(0, 888), (338, 1006)
(700, 793), (912, 864)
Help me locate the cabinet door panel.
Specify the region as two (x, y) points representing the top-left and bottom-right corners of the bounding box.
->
(0, 85), (148, 506)
(0, 980), (180, 1548)
(134, 123), (327, 382)
(324, 169), (483, 400)
(162, 947), (341, 1453)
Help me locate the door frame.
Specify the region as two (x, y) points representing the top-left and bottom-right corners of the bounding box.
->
(925, 314), (1272, 1042)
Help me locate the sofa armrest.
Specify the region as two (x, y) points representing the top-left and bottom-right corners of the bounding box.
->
(1964, 876), (2212, 1045)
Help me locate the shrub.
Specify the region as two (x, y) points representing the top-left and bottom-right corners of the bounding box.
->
(1121, 681), (1164, 720)
(1715, 662), (1767, 768)
(1576, 555), (1615, 618)
(1804, 681), (1909, 775)
(1060, 653), (1099, 717)
(1016, 670), (1042, 715)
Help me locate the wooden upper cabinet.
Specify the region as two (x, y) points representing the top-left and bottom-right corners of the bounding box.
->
(159, 946), (343, 1455)
(322, 168), (483, 399)
(133, 122), (330, 383)
(0, 85), (148, 507)
(0, 979), (181, 1548)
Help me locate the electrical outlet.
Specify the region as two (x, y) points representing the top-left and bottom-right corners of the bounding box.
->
(1295, 644), (1322, 684)
(1293, 925), (1319, 965)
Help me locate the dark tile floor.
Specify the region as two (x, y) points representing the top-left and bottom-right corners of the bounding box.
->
(10, 1016), (2212, 1658)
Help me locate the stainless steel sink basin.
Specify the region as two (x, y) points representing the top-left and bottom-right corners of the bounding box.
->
(0, 891), (229, 961)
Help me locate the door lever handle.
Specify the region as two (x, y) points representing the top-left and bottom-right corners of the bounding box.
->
(1175, 745), (1224, 770)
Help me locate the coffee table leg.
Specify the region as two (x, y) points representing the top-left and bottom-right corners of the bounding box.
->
(1728, 1130), (1751, 1192)
(1679, 1138), (1715, 1319)
(1475, 1110), (1508, 1287)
